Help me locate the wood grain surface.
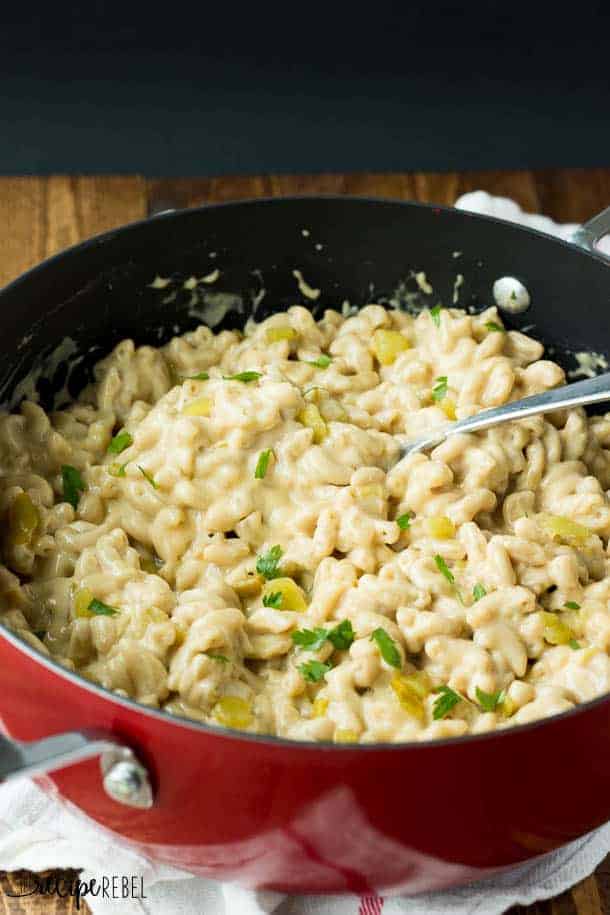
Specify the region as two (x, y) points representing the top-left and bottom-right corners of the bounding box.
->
(0, 168), (609, 915)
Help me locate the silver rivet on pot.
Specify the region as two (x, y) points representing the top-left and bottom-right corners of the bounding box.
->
(100, 748), (153, 809)
(493, 277), (531, 314)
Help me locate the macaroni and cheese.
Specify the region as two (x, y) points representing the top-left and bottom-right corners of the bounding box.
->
(2, 301), (610, 743)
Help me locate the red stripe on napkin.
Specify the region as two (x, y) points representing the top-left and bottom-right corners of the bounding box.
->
(358, 895), (384, 915)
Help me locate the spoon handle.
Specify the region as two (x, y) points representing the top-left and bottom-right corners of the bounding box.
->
(402, 371), (610, 455)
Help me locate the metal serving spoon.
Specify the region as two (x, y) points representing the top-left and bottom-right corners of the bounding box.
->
(399, 371), (610, 457)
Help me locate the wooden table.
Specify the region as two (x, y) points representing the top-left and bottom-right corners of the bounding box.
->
(0, 169), (609, 915)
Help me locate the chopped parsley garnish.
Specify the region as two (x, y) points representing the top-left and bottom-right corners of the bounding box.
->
(108, 431), (133, 454)
(138, 465), (158, 489)
(484, 321), (505, 333)
(475, 686), (505, 712)
(254, 449), (273, 480)
(434, 554), (455, 584)
(187, 372), (209, 381)
(510, 289), (517, 301)
(433, 685), (462, 720)
(569, 639), (581, 650)
(432, 376), (448, 402)
(262, 591), (283, 608)
(223, 371), (262, 383)
(306, 355), (332, 369)
(434, 555), (464, 604)
(396, 511), (414, 531)
(291, 619), (354, 652)
(564, 601), (581, 610)
(206, 652), (229, 663)
(108, 462), (127, 477)
(292, 627), (329, 651)
(430, 304), (443, 327)
(472, 583), (487, 602)
(256, 545), (283, 580)
(299, 660), (332, 683)
(370, 628), (401, 668)
(88, 598), (118, 617)
(61, 465), (86, 510)
(327, 619), (355, 650)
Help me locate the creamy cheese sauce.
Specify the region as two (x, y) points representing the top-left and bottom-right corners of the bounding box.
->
(569, 351), (609, 379)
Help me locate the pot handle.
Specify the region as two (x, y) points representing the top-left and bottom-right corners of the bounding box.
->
(572, 205), (610, 256)
(0, 730), (153, 809)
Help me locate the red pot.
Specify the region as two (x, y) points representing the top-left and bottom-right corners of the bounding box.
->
(1, 197), (609, 894)
(3, 626), (610, 894)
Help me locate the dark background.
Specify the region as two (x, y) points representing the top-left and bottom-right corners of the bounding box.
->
(1, 1), (609, 176)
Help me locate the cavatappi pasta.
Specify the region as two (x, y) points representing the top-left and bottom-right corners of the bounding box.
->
(3, 301), (610, 743)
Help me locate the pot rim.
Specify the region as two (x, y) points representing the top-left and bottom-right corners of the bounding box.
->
(2, 194), (609, 754)
(2, 194), (609, 304)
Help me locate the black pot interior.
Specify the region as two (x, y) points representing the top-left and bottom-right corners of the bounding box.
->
(1, 197), (609, 408)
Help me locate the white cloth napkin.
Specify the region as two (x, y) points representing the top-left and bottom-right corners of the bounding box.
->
(1, 190), (609, 915)
(2, 777), (610, 915)
(455, 190), (610, 255)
